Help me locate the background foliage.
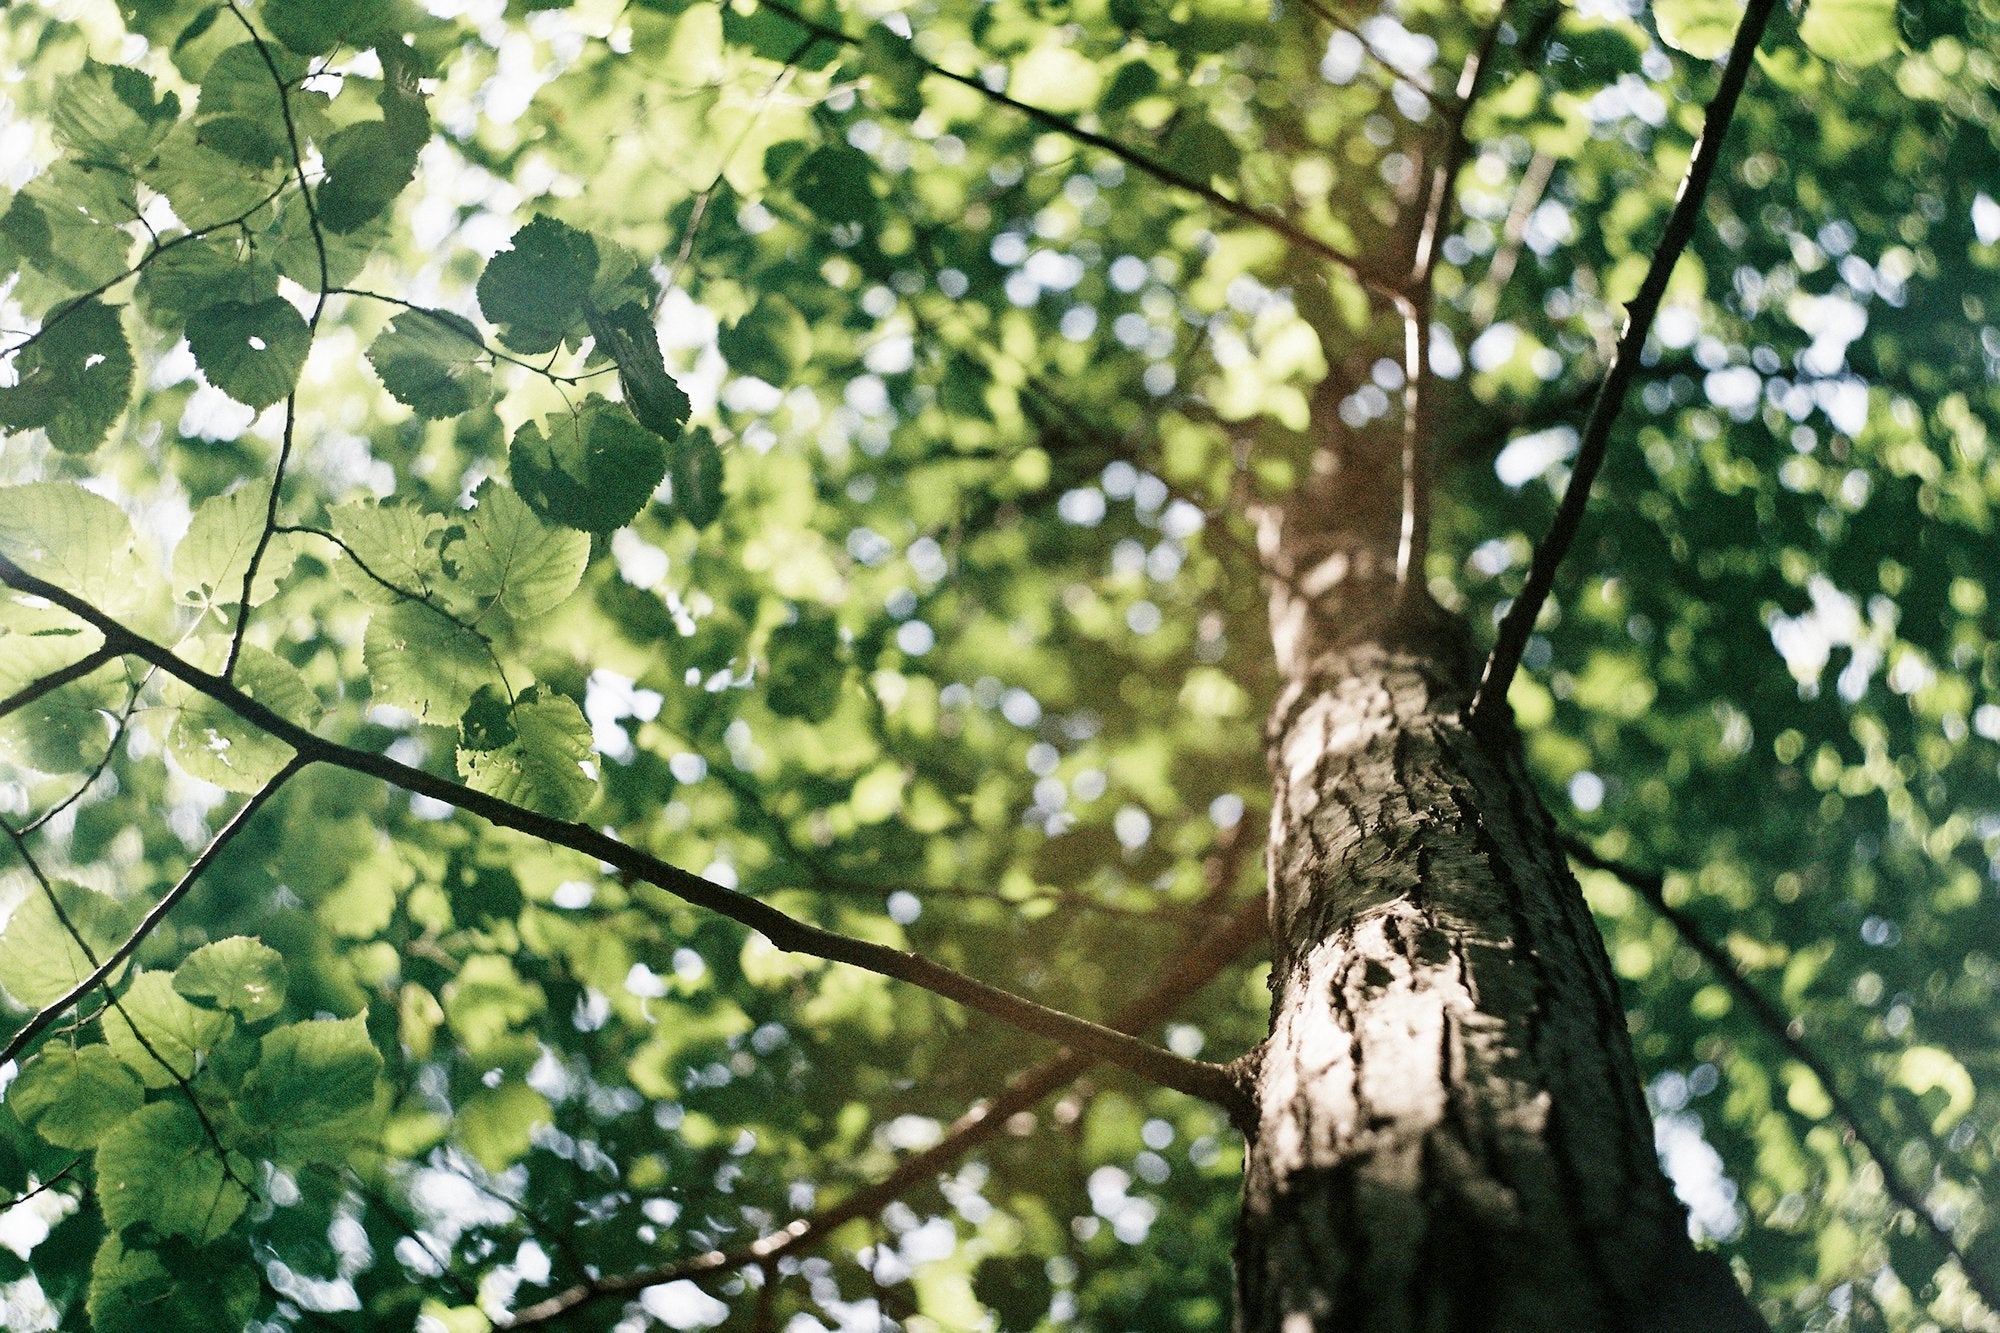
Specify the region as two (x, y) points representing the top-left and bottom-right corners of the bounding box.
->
(0, 0), (1996, 1329)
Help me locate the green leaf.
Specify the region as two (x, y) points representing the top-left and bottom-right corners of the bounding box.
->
(329, 498), (450, 604)
(52, 61), (180, 161)
(88, 1234), (259, 1333)
(95, 1101), (249, 1241)
(1800, 0), (1901, 64)
(0, 671), (116, 774)
(510, 398), (666, 533)
(0, 165), (138, 292)
(194, 43), (298, 166)
(793, 146), (878, 226)
(136, 123), (287, 232)
(186, 296), (312, 409)
(240, 1013), (384, 1163)
(767, 611), (844, 723)
(1895, 1045), (1974, 1133)
(1654, 0), (1746, 58)
(0, 299), (134, 453)
(263, 0), (371, 56)
(0, 481), (143, 613)
(453, 1081), (551, 1173)
(0, 881), (141, 1009)
(584, 300), (691, 439)
(262, 187), (384, 290)
(442, 954), (544, 1056)
(168, 646), (309, 792)
(0, 598), (106, 702)
(670, 426), (726, 529)
(459, 684), (516, 752)
(860, 27), (926, 116)
(456, 686), (596, 820)
(317, 118), (424, 233)
(1162, 118), (1239, 185)
(476, 214), (599, 355)
(102, 969), (233, 1088)
(365, 307), (493, 419)
(135, 236), (281, 332)
(8, 1045), (145, 1149)
(172, 937), (287, 1020)
(362, 599), (500, 721)
(171, 486), (295, 611)
(446, 480), (590, 620)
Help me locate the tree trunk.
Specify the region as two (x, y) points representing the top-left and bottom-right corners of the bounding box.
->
(1232, 450), (1765, 1332)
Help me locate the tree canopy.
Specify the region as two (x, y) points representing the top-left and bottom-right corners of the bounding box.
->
(0, 0), (1996, 1329)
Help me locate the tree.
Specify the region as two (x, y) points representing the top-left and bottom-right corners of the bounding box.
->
(0, 0), (1995, 1327)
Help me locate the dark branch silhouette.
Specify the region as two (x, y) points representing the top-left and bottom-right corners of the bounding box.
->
(0, 761), (302, 1068)
(1472, 0), (1776, 721)
(752, 0), (1396, 303)
(0, 555), (1249, 1119)
(509, 894), (1266, 1325)
(1564, 838), (2000, 1313)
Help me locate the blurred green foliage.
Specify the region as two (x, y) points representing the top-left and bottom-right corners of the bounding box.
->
(0, 0), (1995, 1329)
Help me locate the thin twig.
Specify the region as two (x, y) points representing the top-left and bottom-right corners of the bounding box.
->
(1467, 150), (1557, 328)
(0, 646), (118, 721)
(0, 181), (290, 361)
(508, 892), (1265, 1326)
(1294, 0), (1453, 117)
(1469, 0), (1775, 721)
(0, 761), (302, 1068)
(0, 824), (255, 1196)
(328, 287), (617, 384)
(222, 1), (331, 681)
(0, 556), (1247, 1117)
(1395, 1), (1514, 592)
(1563, 838), (2000, 1313)
(19, 662), (150, 835)
(752, 0), (1396, 305)
(0, 1157), (85, 1214)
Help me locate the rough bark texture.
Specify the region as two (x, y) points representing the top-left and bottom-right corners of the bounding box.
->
(1233, 447), (1763, 1332)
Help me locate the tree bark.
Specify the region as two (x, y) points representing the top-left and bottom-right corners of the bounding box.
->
(1232, 447), (1765, 1332)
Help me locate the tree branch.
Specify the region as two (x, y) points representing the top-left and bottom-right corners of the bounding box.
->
(1395, 0), (1513, 591)
(221, 0), (330, 680)
(0, 556), (1248, 1118)
(751, 0), (1396, 304)
(1293, 0), (1453, 118)
(0, 759), (302, 1069)
(506, 894), (1267, 1325)
(0, 646), (118, 721)
(1469, 0), (1776, 722)
(0, 182), (290, 361)
(1563, 838), (2000, 1313)
(0, 823), (255, 1195)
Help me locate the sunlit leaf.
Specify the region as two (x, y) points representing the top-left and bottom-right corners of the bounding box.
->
(171, 486), (294, 611)
(9, 1045), (145, 1149)
(172, 936), (287, 1020)
(167, 646), (309, 791)
(101, 970), (232, 1088)
(362, 599), (500, 721)
(1799, 0), (1901, 64)
(0, 881), (140, 1009)
(1654, 0), (1746, 58)
(456, 686), (596, 819)
(365, 306), (493, 419)
(447, 480), (590, 621)
(95, 1101), (249, 1240)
